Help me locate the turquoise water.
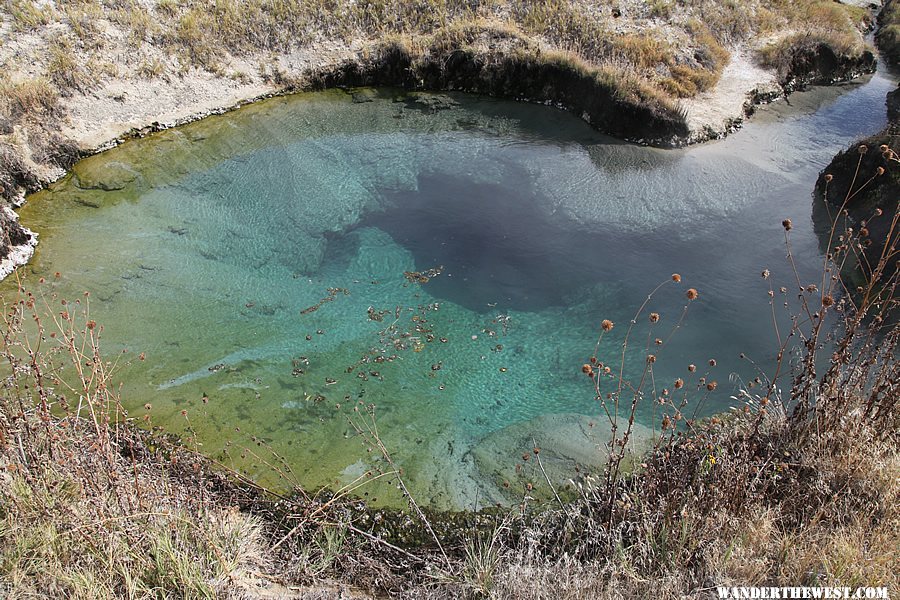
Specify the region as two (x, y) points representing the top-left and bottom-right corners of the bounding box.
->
(5, 73), (896, 509)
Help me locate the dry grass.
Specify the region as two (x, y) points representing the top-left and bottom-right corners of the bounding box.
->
(3, 0), (54, 32)
(0, 0), (872, 109)
(0, 456), (269, 598)
(46, 36), (101, 95)
(757, 0), (873, 82)
(0, 75), (60, 123)
(0, 74), (66, 203)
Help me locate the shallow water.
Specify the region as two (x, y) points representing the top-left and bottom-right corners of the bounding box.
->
(5, 71), (896, 509)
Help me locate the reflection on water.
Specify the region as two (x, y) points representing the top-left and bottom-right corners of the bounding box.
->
(4, 70), (896, 509)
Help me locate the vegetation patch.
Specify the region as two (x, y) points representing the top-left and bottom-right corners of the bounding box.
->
(877, 0), (900, 65)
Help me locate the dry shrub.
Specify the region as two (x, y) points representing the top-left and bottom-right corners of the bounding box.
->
(0, 77), (60, 122)
(0, 283), (272, 598)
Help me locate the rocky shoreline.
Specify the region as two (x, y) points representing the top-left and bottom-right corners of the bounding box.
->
(813, 0), (900, 284)
(0, 205), (36, 281)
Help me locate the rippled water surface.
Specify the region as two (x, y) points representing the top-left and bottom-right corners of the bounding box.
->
(6, 71), (896, 508)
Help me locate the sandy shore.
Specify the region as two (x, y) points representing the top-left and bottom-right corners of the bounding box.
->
(57, 45), (779, 154)
(682, 50), (781, 140)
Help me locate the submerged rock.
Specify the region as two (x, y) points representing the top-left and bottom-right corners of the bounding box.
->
(469, 413), (652, 504)
(73, 161), (140, 191)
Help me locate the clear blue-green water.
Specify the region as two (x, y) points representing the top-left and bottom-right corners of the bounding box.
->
(4, 72), (896, 509)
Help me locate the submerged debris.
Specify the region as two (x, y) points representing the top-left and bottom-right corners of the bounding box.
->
(403, 265), (443, 284)
(300, 287), (350, 315)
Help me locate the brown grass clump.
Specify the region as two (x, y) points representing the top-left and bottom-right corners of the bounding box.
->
(4, 0), (54, 32)
(758, 0), (875, 86)
(46, 36), (100, 95)
(0, 76), (60, 123)
(0, 74), (71, 204)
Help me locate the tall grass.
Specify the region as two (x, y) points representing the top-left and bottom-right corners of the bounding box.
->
(0, 76), (60, 122)
(3, 0), (53, 31)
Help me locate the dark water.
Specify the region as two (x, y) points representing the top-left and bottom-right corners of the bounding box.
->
(4, 71), (895, 509)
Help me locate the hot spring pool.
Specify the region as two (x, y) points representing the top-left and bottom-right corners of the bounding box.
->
(4, 71), (895, 509)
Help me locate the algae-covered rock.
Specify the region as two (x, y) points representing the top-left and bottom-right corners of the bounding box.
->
(73, 161), (141, 191)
